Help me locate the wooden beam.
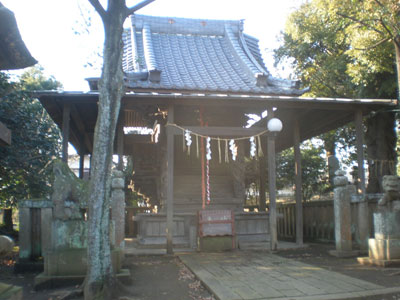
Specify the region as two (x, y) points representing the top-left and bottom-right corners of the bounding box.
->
(293, 118), (303, 246)
(355, 109), (369, 251)
(79, 153), (85, 179)
(62, 103), (70, 163)
(166, 104), (174, 254)
(267, 133), (278, 251)
(78, 134), (85, 179)
(170, 126), (266, 137)
(259, 107), (273, 212)
(258, 137), (267, 212)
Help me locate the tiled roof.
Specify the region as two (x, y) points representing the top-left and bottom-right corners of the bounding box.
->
(122, 14), (304, 96)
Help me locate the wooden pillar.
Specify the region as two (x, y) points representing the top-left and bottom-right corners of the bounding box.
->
(293, 119), (303, 245)
(355, 110), (366, 195)
(61, 103), (71, 163)
(267, 133), (278, 251)
(261, 109), (273, 212)
(117, 111), (124, 171)
(79, 153), (85, 179)
(259, 137), (266, 211)
(355, 109), (368, 250)
(89, 154), (92, 178)
(166, 104), (174, 254)
(78, 135), (85, 179)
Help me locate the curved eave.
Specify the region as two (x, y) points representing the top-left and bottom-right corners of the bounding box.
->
(0, 4), (37, 70)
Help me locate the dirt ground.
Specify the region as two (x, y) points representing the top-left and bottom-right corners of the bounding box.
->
(0, 253), (214, 300)
(1, 243), (400, 300)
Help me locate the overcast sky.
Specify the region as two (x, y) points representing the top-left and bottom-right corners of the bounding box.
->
(3, 0), (303, 91)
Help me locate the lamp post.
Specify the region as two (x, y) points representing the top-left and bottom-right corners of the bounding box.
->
(267, 117), (282, 251)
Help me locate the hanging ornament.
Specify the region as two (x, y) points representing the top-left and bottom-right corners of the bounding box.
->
(250, 136), (256, 158)
(229, 139), (237, 161)
(184, 130), (192, 155)
(206, 158), (211, 204)
(257, 135), (264, 157)
(218, 138), (222, 164)
(206, 137), (212, 160)
(225, 139), (229, 163)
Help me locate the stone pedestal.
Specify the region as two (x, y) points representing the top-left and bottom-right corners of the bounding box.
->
(329, 171), (359, 257)
(35, 218), (129, 288)
(358, 210), (400, 267)
(111, 170), (125, 249)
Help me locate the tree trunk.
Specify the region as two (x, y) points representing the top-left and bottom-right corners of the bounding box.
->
(365, 111), (397, 193)
(2, 208), (13, 232)
(84, 5), (126, 300)
(394, 37), (400, 101)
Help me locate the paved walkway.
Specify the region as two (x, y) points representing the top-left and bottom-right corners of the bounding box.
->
(179, 251), (400, 300)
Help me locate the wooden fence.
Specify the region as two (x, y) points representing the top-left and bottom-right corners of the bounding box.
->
(277, 198), (378, 243)
(125, 206), (152, 237)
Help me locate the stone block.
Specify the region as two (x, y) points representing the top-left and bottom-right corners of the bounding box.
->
(44, 248), (123, 276)
(0, 235), (14, 256)
(357, 256), (400, 267)
(368, 238), (400, 260)
(111, 178), (124, 189)
(52, 220), (87, 250)
(198, 236), (234, 252)
(374, 211), (400, 239)
(18, 208), (31, 259)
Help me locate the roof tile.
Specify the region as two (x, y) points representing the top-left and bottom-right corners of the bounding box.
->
(123, 14), (304, 96)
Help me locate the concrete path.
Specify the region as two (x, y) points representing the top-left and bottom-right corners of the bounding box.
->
(179, 251), (400, 300)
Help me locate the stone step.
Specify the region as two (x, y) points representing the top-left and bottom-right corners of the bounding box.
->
(0, 283), (22, 300)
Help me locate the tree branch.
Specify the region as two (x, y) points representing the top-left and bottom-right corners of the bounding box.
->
(336, 12), (384, 35)
(353, 37), (391, 51)
(373, 0), (385, 9)
(88, 0), (106, 20)
(125, 0), (155, 17)
(379, 17), (395, 38)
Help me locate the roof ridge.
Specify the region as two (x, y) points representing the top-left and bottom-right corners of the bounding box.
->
(143, 23), (157, 71)
(224, 23), (268, 87)
(239, 31), (268, 76)
(130, 23), (140, 72)
(131, 14), (241, 36)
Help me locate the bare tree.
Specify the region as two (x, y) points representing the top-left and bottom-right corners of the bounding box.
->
(84, 1), (154, 299)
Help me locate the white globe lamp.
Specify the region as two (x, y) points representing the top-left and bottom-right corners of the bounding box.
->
(267, 118), (283, 133)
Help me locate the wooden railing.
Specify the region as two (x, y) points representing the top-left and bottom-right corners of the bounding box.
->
(277, 198), (378, 243)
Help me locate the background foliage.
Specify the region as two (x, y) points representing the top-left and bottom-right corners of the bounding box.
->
(0, 67), (62, 209)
